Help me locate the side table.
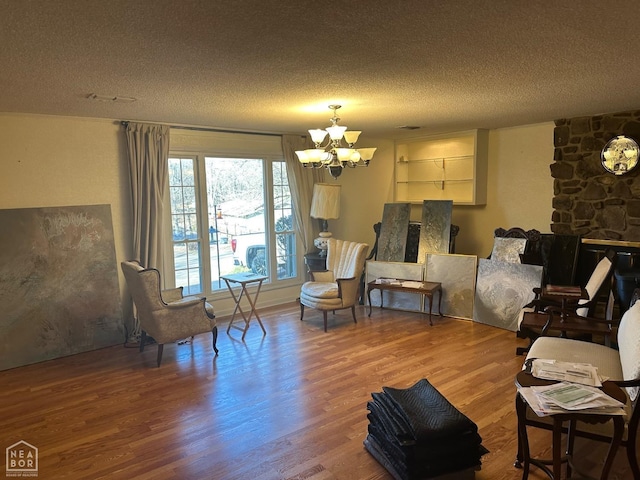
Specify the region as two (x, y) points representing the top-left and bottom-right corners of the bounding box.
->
(367, 279), (442, 326)
(221, 273), (268, 340)
(304, 252), (326, 272)
(541, 285), (588, 324)
(514, 370), (625, 480)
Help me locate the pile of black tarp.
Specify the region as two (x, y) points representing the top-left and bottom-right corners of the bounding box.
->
(364, 378), (488, 479)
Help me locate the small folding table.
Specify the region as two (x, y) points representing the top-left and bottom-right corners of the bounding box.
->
(221, 273), (268, 340)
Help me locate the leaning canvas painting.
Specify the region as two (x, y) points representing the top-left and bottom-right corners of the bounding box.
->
(0, 205), (124, 371)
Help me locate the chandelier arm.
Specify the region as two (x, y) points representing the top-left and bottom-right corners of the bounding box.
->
(314, 138), (332, 150)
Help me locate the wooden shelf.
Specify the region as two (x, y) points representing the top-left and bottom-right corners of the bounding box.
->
(394, 130), (488, 205)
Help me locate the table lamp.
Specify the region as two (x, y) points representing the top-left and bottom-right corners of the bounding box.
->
(310, 183), (341, 256)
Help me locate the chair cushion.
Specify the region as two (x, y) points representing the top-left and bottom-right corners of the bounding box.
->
(618, 300), (640, 401)
(300, 292), (343, 310)
(526, 337), (623, 381)
(301, 281), (339, 299)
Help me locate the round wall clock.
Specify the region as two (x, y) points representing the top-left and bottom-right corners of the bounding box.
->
(601, 135), (639, 175)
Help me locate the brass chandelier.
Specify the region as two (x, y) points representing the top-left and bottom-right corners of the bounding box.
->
(295, 105), (376, 179)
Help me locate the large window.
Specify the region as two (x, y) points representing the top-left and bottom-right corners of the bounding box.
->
(168, 154), (296, 296)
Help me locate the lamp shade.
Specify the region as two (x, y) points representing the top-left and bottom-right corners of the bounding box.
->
(310, 183), (341, 220)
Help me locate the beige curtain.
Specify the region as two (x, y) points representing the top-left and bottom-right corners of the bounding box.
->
(124, 122), (170, 339)
(124, 122), (170, 269)
(282, 135), (325, 254)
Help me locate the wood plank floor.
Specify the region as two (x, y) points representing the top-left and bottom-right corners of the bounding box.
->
(0, 303), (636, 479)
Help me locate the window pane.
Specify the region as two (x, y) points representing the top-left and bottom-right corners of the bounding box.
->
(273, 161), (295, 279)
(169, 157), (202, 293)
(205, 157), (266, 290)
(276, 232), (296, 279)
(181, 158), (195, 186)
(168, 158), (182, 184)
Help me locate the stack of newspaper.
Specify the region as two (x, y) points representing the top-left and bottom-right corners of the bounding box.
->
(518, 359), (626, 417)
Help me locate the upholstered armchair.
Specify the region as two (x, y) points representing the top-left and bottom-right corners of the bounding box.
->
(300, 239), (369, 332)
(121, 260), (218, 366)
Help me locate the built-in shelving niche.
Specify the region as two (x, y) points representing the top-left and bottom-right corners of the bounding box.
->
(395, 129), (488, 205)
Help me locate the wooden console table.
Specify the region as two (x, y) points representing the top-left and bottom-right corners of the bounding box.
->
(367, 279), (442, 325)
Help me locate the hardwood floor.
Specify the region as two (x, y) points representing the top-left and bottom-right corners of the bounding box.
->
(0, 303), (636, 479)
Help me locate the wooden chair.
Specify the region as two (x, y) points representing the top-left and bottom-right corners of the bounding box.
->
(516, 289), (640, 478)
(300, 239), (368, 332)
(516, 248), (618, 355)
(121, 260), (218, 366)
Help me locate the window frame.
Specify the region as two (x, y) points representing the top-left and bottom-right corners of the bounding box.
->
(163, 151), (302, 299)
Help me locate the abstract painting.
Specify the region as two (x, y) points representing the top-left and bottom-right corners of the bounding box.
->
(0, 205), (124, 370)
(366, 261), (424, 312)
(377, 203), (411, 262)
(473, 259), (543, 332)
(425, 253), (477, 320)
(418, 200), (452, 261)
(490, 237), (527, 263)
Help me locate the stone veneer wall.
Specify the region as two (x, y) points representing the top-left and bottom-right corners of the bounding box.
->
(551, 110), (640, 240)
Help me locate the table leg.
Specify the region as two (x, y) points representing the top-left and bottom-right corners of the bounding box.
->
(566, 419), (576, 479)
(367, 286), (373, 317)
(227, 286), (249, 335)
(225, 280), (267, 340)
(242, 280), (266, 339)
(600, 416), (624, 480)
(515, 393), (530, 479)
(426, 293), (433, 326)
(552, 418), (562, 480)
(225, 279), (242, 335)
(437, 286), (443, 316)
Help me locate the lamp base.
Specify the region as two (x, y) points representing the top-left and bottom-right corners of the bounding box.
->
(314, 231), (332, 257)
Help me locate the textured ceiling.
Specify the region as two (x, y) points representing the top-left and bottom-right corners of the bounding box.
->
(2, 0), (640, 138)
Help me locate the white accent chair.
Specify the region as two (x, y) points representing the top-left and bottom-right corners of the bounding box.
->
(300, 239), (369, 332)
(518, 289), (640, 477)
(121, 260), (218, 366)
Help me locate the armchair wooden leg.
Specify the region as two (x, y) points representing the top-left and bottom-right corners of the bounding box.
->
(140, 330), (147, 352)
(323, 311), (328, 332)
(300, 303), (305, 320)
(351, 306), (357, 324)
(156, 344), (164, 367)
(212, 326), (219, 355)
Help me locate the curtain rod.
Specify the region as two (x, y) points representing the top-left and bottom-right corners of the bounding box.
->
(120, 121), (290, 138)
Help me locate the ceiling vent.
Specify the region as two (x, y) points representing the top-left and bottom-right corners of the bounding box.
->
(87, 93), (137, 103)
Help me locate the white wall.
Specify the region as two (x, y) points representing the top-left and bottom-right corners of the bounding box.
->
(453, 123), (555, 256)
(329, 134), (396, 250)
(0, 113), (134, 322)
(332, 123), (555, 258)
